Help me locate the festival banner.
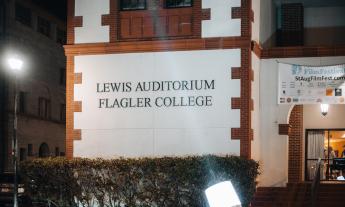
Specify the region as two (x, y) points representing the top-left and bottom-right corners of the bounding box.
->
(278, 63), (345, 104)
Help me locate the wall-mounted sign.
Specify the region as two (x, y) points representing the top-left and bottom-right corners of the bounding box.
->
(278, 63), (345, 104)
(73, 49), (242, 158)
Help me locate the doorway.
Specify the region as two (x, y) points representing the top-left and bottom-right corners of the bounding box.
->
(39, 143), (50, 158)
(305, 129), (345, 181)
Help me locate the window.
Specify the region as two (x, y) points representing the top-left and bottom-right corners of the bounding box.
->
(15, 3), (32, 26)
(38, 97), (51, 119)
(20, 148), (27, 161)
(166, 0), (192, 8)
(55, 147), (60, 157)
(39, 143), (50, 158)
(60, 104), (66, 122)
(37, 16), (51, 37)
(56, 28), (67, 45)
(28, 144), (33, 156)
(305, 129), (345, 181)
(60, 68), (66, 85)
(120, 0), (146, 10)
(19, 91), (27, 114)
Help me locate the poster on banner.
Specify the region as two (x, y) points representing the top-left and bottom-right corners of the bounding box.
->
(278, 63), (345, 104)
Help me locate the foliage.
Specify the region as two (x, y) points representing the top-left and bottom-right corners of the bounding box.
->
(20, 155), (259, 207)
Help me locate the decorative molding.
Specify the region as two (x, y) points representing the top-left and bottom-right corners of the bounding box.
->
(67, 0), (76, 44)
(74, 73), (82, 84)
(250, 10), (254, 22)
(66, 56), (75, 159)
(73, 16), (83, 28)
(251, 40), (262, 58)
(73, 129), (82, 140)
(101, 0), (117, 42)
(252, 40), (345, 59)
(250, 99), (254, 111)
(231, 7), (241, 19)
(234, 0), (253, 158)
(231, 128), (241, 140)
(201, 8), (211, 21)
(288, 105), (303, 183)
(279, 124), (291, 135)
(64, 37), (251, 56)
(231, 67), (241, 79)
(73, 101), (82, 113)
(250, 68), (254, 82)
(231, 98), (241, 110)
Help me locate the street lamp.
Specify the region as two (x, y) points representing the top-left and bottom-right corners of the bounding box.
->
(7, 57), (23, 207)
(8, 58), (23, 71)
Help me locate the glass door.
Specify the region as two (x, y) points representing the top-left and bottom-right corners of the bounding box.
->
(306, 129), (345, 181)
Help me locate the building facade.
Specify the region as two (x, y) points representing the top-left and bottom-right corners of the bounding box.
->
(0, 0), (66, 172)
(252, 0), (345, 187)
(65, 0), (345, 187)
(65, 0), (253, 160)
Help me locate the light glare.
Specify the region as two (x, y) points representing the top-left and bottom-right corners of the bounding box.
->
(320, 104), (329, 116)
(8, 58), (23, 71)
(205, 181), (242, 207)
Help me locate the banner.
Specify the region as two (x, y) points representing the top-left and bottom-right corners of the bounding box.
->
(278, 63), (345, 104)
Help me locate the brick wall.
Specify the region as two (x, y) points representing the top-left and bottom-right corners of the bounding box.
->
(288, 105), (303, 183)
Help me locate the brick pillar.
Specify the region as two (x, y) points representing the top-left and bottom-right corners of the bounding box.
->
(288, 105), (303, 183)
(279, 3), (304, 46)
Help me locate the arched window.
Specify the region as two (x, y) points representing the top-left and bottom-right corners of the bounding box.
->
(39, 143), (50, 158)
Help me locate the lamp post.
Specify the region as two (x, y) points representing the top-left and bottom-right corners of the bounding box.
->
(8, 57), (23, 207)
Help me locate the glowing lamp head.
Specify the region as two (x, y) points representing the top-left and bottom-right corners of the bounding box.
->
(205, 181), (242, 207)
(320, 104), (329, 116)
(8, 57), (23, 71)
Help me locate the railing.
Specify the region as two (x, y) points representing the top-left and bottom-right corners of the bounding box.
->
(311, 158), (321, 207)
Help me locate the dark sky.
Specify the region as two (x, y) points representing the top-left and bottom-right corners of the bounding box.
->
(31, 0), (67, 21)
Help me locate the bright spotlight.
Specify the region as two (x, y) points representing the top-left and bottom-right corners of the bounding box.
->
(205, 181), (242, 207)
(8, 57), (23, 71)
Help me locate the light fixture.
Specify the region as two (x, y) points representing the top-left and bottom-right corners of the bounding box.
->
(205, 181), (242, 207)
(8, 57), (23, 71)
(320, 104), (329, 116)
(7, 56), (23, 207)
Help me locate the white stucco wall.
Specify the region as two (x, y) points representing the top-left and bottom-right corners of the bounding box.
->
(259, 0), (276, 46)
(304, 105), (345, 130)
(251, 53), (261, 162)
(74, 0), (110, 43)
(258, 56), (345, 187)
(251, 0), (261, 42)
(73, 49), (242, 158)
(201, 0), (241, 38)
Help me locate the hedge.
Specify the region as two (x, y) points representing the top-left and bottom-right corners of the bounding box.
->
(20, 155), (259, 207)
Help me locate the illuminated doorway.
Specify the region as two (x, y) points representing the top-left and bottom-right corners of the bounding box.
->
(305, 129), (345, 181)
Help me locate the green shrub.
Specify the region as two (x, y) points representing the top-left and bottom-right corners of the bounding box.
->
(20, 155), (259, 207)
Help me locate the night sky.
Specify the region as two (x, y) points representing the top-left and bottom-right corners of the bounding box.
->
(31, 0), (67, 21)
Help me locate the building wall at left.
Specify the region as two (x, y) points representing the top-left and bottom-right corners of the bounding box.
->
(0, 0), (66, 172)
